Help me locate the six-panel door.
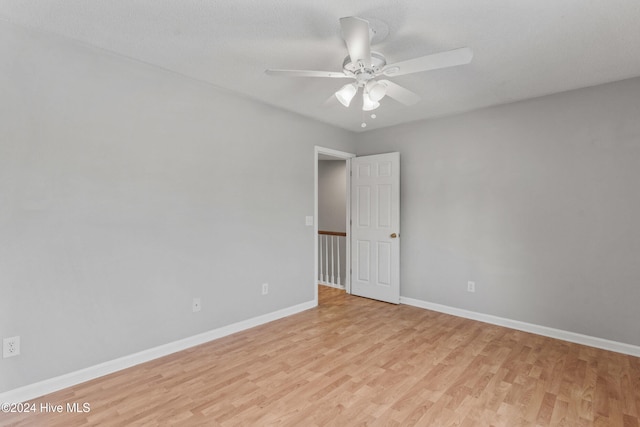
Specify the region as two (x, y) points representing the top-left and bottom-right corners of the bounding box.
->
(350, 152), (400, 304)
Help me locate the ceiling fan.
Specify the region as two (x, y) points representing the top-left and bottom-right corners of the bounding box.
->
(266, 16), (473, 113)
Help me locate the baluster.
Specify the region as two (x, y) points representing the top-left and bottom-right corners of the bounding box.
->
(319, 233), (323, 282)
(325, 235), (329, 284)
(337, 236), (341, 287)
(330, 235), (335, 285)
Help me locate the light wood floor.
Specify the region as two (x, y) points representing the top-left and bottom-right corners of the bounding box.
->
(2, 286), (640, 426)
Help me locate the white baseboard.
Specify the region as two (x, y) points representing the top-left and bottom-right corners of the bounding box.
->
(0, 300), (317, 404)
(400, 296), (640, 358)
(318, 282), (345, 290)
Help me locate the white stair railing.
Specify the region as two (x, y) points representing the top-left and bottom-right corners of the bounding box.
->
(318, 231), (346, 288)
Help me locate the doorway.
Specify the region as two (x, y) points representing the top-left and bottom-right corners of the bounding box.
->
(314, 147), (401, 306)
(314, 147), (355, 305)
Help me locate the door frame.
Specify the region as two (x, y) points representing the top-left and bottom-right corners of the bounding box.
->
(314, 146), (355, 305)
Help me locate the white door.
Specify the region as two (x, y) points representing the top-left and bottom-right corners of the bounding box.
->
(350, 152), (400, 304)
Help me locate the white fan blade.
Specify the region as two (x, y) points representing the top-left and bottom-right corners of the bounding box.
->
(265, 69), (351, 78)
(378, 80), (421, 105)
(340, 17), (372, 67)
(383, 47), (473, 77)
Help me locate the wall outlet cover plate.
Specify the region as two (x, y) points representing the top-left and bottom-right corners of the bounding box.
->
(3, 336), (21, 358)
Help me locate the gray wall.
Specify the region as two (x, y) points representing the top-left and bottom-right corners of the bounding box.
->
(318, 160), (347, 233)
(0, 22), (354, 392)
(356, 77), (640, 347)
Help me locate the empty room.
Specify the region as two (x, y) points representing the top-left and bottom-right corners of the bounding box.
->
(1, 1), (640, 426)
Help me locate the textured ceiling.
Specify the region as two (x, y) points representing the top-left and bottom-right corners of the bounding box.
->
(2, 1), (640, 132)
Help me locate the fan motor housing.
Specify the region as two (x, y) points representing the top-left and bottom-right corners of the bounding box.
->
(343, 51), (386, 82)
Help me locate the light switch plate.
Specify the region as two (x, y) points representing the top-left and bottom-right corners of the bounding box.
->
(305, 216), (314, 226)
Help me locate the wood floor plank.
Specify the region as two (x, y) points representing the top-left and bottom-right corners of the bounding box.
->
(2, 285), (639, 426)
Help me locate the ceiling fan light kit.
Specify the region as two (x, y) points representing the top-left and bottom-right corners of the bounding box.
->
(335, 83), (358, 107)
(266, 16), (473, 125)
(362, 92), (380, 111)
(365, 80), (387, 102)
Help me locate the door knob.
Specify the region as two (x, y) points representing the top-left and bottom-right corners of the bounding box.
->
(390, 233), (398, 238)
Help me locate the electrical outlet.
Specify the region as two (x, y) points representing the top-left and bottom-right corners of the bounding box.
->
(3, 336), (20, 358)
(467, 281), (476, 293)
(192, 298), (201, 312)
(262, 283), (269, 295)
